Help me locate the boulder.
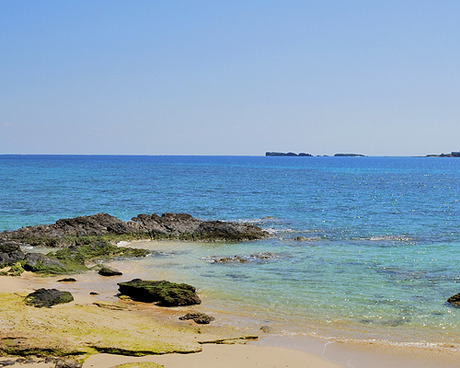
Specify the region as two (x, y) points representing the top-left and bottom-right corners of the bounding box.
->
(24, 288), (74, 308)
(179, 312), (214, 324)
(118, 279), (201, 306)
(447, 293), (460, 306)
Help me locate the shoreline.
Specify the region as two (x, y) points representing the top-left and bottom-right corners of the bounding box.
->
(0, 244), (458, 367)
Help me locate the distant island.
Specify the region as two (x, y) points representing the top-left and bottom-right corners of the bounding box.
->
(426, 151), (460, 157)
(265, 152), (313, 157)
(265, 152), (366, 157)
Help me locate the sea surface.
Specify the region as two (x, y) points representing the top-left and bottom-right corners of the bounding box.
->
(1, 155), (459, 345)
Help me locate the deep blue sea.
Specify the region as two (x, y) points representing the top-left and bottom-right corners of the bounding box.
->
(1, 155), (459, 345)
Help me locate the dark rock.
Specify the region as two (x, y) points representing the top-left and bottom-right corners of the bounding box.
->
(89, 291), (99, 295)
(179, 312), (214, 324)
(118, 279), (201, 307)
(24, 288), (74, 308)
(0, 212), (267, 244)
(57, 277), (77, 282)
(447, 293), (460, 306)
(98, 266), (123, 276)
(0, 241), (25, 268)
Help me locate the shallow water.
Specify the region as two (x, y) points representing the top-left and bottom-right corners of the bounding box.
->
(1, 155), (459, 345)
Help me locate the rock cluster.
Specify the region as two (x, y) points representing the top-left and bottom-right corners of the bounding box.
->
(0, 212), (268, 245)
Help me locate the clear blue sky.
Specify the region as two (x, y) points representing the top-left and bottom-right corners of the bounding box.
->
(1, 1), (459, 156)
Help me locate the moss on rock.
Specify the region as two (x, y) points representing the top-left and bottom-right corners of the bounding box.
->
(24, 289), (74, 308)
(118, 279), (201, 307)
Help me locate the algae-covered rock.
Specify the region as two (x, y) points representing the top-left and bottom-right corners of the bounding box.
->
(25, 288), (74, 308)
(23, 253), (72, 274)
(52, 241), (149, 266)
(8, 261), (25, 276)
(118, 279), (201, 306)
(98, 266), (123, 276)
(179, 312), (214, 324)
(447, 293), (460, 306)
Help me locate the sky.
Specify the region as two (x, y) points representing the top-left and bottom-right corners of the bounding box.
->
(1, 1), (460, 156)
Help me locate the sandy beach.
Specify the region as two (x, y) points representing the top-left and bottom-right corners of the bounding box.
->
(0, 269), (458, 368)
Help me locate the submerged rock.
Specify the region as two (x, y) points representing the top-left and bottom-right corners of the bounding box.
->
(118, 279), (201, 306)
(447, 293), (460, 306)
(205, 252), (277, 264)
(179, 312), (214, 324)
(24, 288), (74, 308)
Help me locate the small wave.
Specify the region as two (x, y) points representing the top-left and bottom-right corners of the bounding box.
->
(369, 235), (416, 242)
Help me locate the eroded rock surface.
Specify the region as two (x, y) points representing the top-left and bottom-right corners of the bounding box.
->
(0, 213), (268, 245)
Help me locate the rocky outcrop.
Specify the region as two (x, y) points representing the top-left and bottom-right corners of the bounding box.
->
(0, 213), (268, 245)
(128, 213), (267, 241)
(118, 279), (201, 307)
(24, 288), (74, 308)
(447, 293), (460, 306)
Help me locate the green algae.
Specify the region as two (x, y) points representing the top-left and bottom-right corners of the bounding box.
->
(8, 262), (25, 276)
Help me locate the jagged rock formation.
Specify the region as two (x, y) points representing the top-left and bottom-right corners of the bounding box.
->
(0, 213), (268, 245)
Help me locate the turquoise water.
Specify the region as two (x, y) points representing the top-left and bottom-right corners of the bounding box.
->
(1, 155), (459, 344)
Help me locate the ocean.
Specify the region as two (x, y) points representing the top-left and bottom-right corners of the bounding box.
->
(1, 155), (459, 345)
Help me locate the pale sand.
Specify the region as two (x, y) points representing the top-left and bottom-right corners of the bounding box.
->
(1, 272), (458, 368)
(83, 344), (343, 368)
